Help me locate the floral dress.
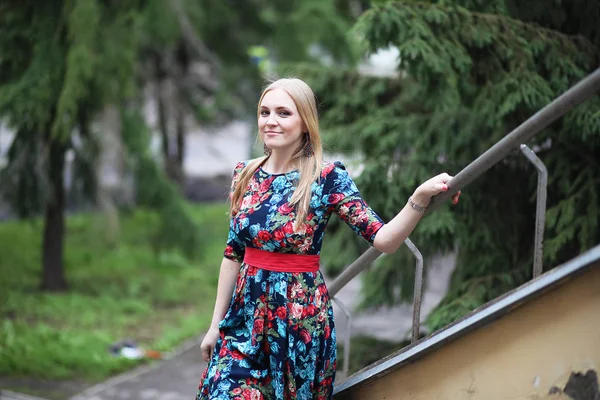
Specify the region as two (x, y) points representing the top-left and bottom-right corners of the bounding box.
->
(196, 161), (384, 400)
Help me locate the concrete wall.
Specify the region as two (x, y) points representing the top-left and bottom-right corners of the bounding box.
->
(337, 262), (600, 400)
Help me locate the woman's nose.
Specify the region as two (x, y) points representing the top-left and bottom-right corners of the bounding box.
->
(266, 115), (277, 126)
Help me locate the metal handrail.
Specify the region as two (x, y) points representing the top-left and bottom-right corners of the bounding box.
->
(329, 67), (600, 348)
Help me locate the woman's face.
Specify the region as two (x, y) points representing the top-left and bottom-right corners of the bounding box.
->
(258, 88), (305, 153)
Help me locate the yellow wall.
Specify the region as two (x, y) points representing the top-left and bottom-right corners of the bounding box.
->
(338, 262), (600, 400)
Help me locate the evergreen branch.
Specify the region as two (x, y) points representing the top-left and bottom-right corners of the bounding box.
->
(560, 139), (600, 169)
(51, 0), (100, 141)
(359, 2), (597, 57)
(466, 8), (595, 51)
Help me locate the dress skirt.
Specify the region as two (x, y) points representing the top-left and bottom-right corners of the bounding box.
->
(196, 263), (337, 400)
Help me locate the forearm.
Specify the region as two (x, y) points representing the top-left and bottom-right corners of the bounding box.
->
(371, 168), (461, 255)
(372, 195), (427, 254)
(209, 257), (242, 330)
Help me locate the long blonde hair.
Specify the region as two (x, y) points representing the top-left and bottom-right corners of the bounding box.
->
(230, 78), (323, 229)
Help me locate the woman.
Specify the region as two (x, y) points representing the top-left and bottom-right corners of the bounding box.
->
(196, 78), (459, 400)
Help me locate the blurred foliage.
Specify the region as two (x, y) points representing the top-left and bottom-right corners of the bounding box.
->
(0, 0), (142, 217)
(137, 0), (363, 128)
(290, 0), (600, 331)
(120, 108), (203, 258)
(0, 203), (229, 380)
(337, 335), (407, 376)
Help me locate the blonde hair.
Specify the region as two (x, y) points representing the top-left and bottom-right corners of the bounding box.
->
(230, 78), (323, 229)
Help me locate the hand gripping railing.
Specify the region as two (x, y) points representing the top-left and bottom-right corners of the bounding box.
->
(329, 68), (600, 379)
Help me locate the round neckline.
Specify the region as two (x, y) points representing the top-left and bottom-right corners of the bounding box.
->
(258, 166), (299, 176)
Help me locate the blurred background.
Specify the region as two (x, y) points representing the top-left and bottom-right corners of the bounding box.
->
(0, 0), (598, 398)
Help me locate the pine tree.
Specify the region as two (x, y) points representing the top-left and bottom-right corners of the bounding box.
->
(291, 0), (600, 330)
(0, 1), (147, 290)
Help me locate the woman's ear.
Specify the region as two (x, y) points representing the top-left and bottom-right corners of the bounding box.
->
(302, 122), (309, 134)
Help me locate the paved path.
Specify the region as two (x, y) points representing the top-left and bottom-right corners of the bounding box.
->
(0, 391), (51, 400)
(69, 337), (207, 400)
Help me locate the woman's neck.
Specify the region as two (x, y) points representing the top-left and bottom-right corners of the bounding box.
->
(263, 151), (296, 175)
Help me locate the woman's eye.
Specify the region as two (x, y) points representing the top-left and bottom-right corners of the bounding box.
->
(260, 110), (269, 116)
(279, 111), (290, 116)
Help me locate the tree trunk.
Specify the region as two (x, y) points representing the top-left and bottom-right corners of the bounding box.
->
(156, 73), (184, 186)
(157, 78), (170, 166)
(175, 109), (185, 167)
(41, 138), (68, 291)
(173, 105), (186, 184)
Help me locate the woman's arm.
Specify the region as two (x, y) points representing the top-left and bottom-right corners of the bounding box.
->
(208, 257), (242, 329)
(200, 257), (242, 361)
(373, 173), (460, 254)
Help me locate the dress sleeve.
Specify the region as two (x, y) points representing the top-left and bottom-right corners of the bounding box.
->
(323, 161), (385, 244)
(223, 161), (247, 263)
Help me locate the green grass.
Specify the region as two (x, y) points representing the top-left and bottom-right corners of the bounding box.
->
(0, 203), (229, 382)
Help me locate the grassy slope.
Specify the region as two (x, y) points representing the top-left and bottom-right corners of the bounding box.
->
(0, 203), (228, 382)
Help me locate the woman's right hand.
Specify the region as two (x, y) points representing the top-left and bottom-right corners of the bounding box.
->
(200, 327), (220, 362)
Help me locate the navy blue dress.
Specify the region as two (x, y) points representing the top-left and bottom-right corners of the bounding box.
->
(196, 161), (384, 400)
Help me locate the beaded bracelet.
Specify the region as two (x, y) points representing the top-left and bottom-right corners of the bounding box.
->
(408, 197), (428, 214)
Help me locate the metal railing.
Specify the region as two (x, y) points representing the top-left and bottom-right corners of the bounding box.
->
(329, 68), (600, 380)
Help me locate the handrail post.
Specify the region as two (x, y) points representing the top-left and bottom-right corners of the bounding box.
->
(520, 144), (548, 278)
(404, 238), (424, 343)
(332, 297), (352, 381)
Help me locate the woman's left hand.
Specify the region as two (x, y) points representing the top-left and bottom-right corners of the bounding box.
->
(412, 172), (461, 207)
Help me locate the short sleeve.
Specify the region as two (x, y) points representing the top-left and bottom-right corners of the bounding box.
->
(223, 161), (247, 262)
(228, 161), (247, 200)
(323, 162), (385, 244)
(223, 219), (245, 263)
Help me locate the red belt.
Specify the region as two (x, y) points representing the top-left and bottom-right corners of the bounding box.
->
(243, 247), (320, 273)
